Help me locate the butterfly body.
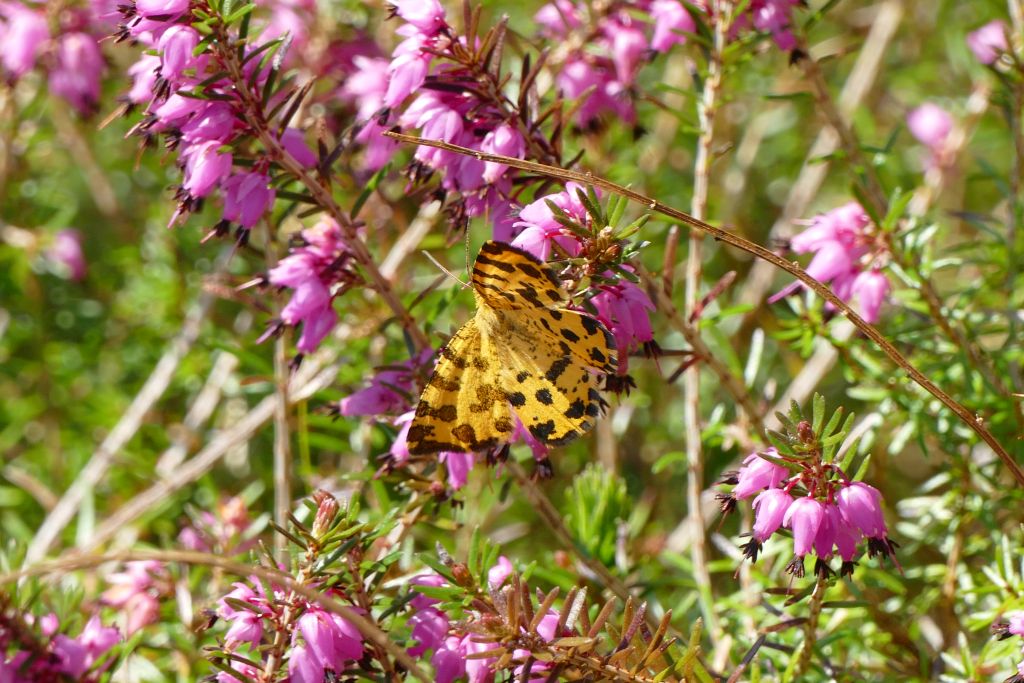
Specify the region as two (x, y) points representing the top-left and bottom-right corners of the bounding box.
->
(407, 241), (617, 455)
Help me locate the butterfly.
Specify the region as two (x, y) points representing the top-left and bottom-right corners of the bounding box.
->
(407, 240), (618, 455)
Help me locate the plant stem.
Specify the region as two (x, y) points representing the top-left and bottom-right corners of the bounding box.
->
(383, 132), (1024, 487)
(684, 0), (730, 643)
(793, 573), (827, 677)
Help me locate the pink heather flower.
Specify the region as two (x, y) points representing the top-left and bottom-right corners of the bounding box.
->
(432, 638), (468, 683)
(222, 172), (275, 228)
(837, 481), (887, 538)
(967, 20), (1008, 65)
(127, 54), (160, 105)
(224, 609), (263, 648)
(439, 451), (476, 490)
(770, 201), (879, 311)
(151, 93), (206, 131)
(0, 4), (48, 78)
(178, 496), (255, 555)
(181, 101), (235, 143)
(790, 201), (870, 254)
(783, 497), (825, 556)
(409, 573), (447, 611)
(650, 0), (695, 52)
(135, 0), (190, 18)
(751, 487), (792, 542)
(608, 19), (648, 84)
(480, 124), (526, 184)
(556, 56), (634, 125)
(100, 561), (167, 635)
(389, 412), (414, 465)
(384, 45), (430, 108)
(295, 608), (363, 673)
(591, 278), (655, 371)
(158, 25), (200, 81)
(51, 615), (120, 678)
(267, 218), (351, 353)
(280, 128), (317, 168)
(511, 183), (589, 260)
(732, 448), (788, 499)
(849, 269), (890, 324)
(907, 103), (953, 151)
(216, 662), (261, 683)
(408, 606), (449, 657)
(288, 644), (324, 683)
(48, 229), (87, 281)
(391, 0), (447, 36)
(1008, 612), (1024, 637)
(342, 55), (390, 119)
(49, 33), (104, 114)
(338, 355), (426, 417)
(182, 140), (232, 198)
(535, 0), (582, 36)
(487, 555), (514, 589)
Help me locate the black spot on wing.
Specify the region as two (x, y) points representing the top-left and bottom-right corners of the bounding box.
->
(561, 328), (580, 343)
(535, 388), (553, 405)
(529, 420), (556, 441)
(565, 399), (586, 419)
(580, 316), (599, 334)
(545, 357), (571, 383)
(589, 348), (606, 364)
(516, 371), (530, 383)
(549, 310), (563, 320)
(507, 391), (526, 407)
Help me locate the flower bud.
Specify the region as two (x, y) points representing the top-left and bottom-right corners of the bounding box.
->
(311, 490), (339, 538)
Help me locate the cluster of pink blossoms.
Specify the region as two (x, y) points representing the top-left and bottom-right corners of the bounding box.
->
(261, 217), (358, 354)
(100, 560), (170, 636)
(118, 0), (317, 231)
(721, 446), (897, 577)
(406, 556), (568, 681)
(0, 1), (106, 114)
(368, 0), (528, 228)
(0, 612), (120, 681)
(215, 578), (364, 683)
(178, 495), (258, 555)
(770, 201), (891, 324)
(994, 613), (1024, 683)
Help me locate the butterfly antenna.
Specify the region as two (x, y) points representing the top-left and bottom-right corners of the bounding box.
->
(422, 250), (470, 289)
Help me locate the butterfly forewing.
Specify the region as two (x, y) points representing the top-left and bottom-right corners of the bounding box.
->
(471, 240), (568, 310)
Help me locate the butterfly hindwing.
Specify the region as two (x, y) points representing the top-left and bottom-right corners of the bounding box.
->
(497, 312), (608, 446)
(407, 319), (515, 455)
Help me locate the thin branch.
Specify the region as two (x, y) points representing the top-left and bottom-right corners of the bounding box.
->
(384, 131), (1024, 486)
(24, 247), (231, 565)
(683, 0), (730, 643)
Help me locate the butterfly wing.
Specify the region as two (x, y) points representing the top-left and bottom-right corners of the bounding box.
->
(407, 318), (516, 455)
(497, 308), (609, 446)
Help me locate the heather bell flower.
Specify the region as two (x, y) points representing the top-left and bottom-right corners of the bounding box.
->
(967, 20), (1008, 65)
(0, 4), (49, 78)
